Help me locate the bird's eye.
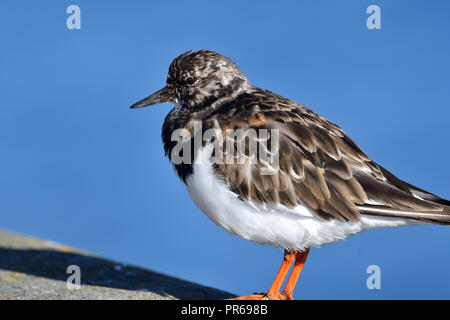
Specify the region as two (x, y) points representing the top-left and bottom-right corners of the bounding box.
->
(186, 77), (197, 85)
(167, 75), (173, 85)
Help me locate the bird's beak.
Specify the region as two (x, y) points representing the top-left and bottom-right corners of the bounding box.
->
(129, 86), (173, 109)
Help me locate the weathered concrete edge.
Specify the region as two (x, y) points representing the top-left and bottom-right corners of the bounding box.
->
(0, 229), (234, 300)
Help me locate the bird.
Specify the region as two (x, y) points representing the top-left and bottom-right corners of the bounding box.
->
(130, 49), (450, 300)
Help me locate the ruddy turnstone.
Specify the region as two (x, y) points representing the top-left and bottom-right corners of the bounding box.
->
(130, 49), (450, 300)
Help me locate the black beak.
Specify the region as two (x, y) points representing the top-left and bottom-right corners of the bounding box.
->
(130, 86), (173, 109)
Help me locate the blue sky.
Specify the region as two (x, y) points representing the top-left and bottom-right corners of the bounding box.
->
(1, 1), (450, 299)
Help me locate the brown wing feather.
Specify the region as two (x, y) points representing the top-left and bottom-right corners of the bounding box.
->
(207, 87), (450, 224)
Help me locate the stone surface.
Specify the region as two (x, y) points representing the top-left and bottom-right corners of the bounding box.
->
(0, 230), (233, 300)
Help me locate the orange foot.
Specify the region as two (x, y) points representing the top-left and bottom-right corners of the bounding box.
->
(228, 292), (292, 300)
(228, 248), (309, 301)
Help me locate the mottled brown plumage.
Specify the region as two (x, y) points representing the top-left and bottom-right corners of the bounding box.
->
(205, 86), (450, 224)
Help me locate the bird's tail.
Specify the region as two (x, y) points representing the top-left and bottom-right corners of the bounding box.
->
(357, 163), (450, 225)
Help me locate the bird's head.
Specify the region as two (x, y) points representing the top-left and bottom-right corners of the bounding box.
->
(130, 50), (250, 111)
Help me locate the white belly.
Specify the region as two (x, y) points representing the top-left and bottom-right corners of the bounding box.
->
(184, 146), (414, 251)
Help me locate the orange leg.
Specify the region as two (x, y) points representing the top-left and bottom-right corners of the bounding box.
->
(281, 248), (310, 300)
(229, 250), (296, 300)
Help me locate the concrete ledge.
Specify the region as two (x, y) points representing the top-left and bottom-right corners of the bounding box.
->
(0, 230), (233, 300)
